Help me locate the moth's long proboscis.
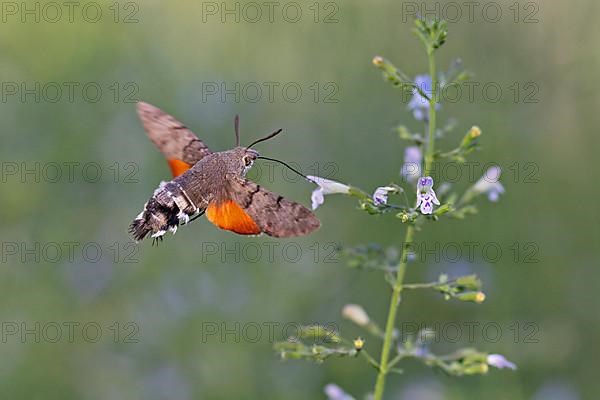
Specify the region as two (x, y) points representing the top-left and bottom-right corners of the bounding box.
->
(257, 156), (309, 181)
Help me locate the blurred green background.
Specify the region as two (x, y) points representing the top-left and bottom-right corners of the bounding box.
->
(0, 0), (598, 399)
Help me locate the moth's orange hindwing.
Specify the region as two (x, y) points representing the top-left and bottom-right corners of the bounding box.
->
(206, 200), (261, 235)
(168, 159), (192, 177)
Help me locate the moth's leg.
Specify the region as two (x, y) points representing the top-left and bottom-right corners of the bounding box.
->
(172, 183), (207, 225)
(187, 209), (206, 224)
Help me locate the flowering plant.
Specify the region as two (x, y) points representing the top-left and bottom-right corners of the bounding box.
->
(274, 18), (514, 400)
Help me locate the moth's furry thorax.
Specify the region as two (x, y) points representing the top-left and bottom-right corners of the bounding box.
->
(204, 147), (259, 177)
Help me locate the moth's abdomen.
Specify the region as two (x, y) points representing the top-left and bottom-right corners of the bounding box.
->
(129, 181), (201, 242)
(129, 198), (175, 241)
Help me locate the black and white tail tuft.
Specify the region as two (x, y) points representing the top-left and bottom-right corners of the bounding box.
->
(129, 181), (200, 243)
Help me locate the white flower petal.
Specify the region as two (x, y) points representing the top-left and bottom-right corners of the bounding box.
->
(306, 175), (351, 195)
(311, 188), (324, 210)
(342, 304), (370, 326)
(420, 202), (433, 214)
(418, 194), (434, 214)
(430, 188), (441, 205)
(307, 175), (352, 210)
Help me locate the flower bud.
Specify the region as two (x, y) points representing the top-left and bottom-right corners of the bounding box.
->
(456, 291), (486, 303)
(433, 203), (451, 216)
(463, 363), (489, 375)
(475, 292), (486, 303)
(353, 337), (365, 351)
(299, 325), (340, 343)
(371, 56), (413, 89)
(397, 212), (411, 223)
(469, 126), (482, 138)
(342, 304), (370, 327)
(460, 125), (482, 150)
(455, 274), (482, 291)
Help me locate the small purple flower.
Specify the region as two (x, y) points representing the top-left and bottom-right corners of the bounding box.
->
(413, 345), (430, 358)
(408, 75), (440, 121)
(473, 166), (505, 202)
(372, 186), (396, 206)
(487, 354), (517, 370)
(533, 381), (579, 400)
(415, 176), (440, 215)
(400, 146), (422, 183)
(324, 383), (354, 400)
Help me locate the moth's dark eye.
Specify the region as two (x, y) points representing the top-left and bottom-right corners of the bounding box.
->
(243, 156), (252, 167)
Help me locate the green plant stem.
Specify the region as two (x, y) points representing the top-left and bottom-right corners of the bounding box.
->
(373, 47), (439, 400)
(388, 353), (407, 369)
(372, 225), (415, 400)
(361, 350), (381, 371)
(402, 282), (439, 290)
(424, 49), (438, 176)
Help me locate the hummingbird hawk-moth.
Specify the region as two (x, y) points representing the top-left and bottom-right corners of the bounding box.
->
(129, 102), (320, 243)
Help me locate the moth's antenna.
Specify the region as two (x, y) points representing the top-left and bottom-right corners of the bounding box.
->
(246, 129), (283, 149)
(234, 115), (240, 147)
(257, 156), (308, 180)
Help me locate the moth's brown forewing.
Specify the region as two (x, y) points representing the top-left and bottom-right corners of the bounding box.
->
(226, 176), (320, 237)
(137, 102), (212, 177)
